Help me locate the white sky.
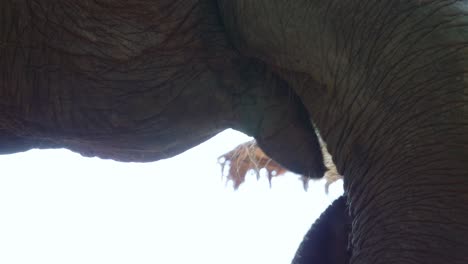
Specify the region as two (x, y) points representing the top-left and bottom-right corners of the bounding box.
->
(0, 129), (343, 264)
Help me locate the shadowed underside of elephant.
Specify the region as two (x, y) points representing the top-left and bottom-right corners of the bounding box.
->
(1, 1), (468, 263)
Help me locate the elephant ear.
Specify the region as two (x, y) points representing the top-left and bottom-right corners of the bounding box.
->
(292, 196), (351, 264)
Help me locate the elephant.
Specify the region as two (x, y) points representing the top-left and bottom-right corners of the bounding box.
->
(1, 1), (467, 263)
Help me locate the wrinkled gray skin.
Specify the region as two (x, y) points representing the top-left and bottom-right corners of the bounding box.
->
(1, 1), (468, 263)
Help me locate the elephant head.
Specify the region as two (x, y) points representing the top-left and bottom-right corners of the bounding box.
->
(0, 0), (325, 178)
(1, 1), (467, 263)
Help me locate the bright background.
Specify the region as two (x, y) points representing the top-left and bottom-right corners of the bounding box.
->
(0, 129), (343, 264)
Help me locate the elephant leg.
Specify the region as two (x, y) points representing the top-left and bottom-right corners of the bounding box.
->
(292, 196), (351, 264)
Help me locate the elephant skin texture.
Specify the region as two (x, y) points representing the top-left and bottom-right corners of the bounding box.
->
(2, 1), (468, 263)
